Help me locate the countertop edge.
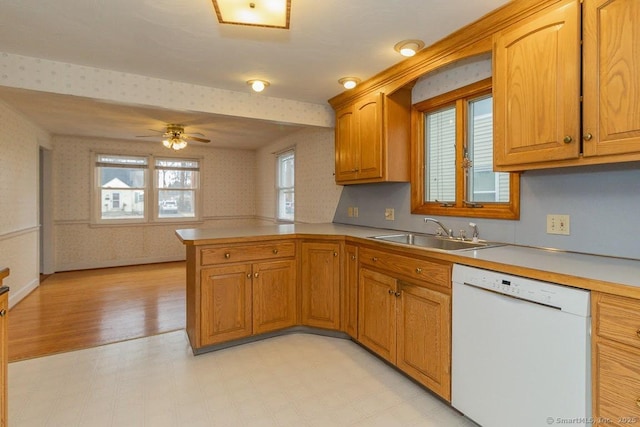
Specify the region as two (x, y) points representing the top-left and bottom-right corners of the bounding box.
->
(175, 224), (640, 299)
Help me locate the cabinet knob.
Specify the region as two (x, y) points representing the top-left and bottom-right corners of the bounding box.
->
(224, 252), (231, 259)
(415, 268), (422, 274)
(583, 133), (593, 141)
(333, 252), (338, 257)
(636, 329), (640, 339)
(372, 257), (378, 262)
(0, 309), (5, 317)
(254, 272), (259, 278)
(563, 135), (573, 144)
(388, 289), (394, 295)
(351, 255), (356, 261)
(637, 397), (640, 408)
(394, 291), (401, 297)
(273, 248), (279, 254)
(247, 274), (252, 279)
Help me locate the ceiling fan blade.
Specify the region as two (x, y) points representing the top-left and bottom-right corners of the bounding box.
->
(183, 135), (210, 143)
(184, 131), (206, 137)
(136, 134), (160, 138)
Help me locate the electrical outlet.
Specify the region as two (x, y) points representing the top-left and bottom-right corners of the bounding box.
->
(347, 207), (353, 217)
(353, 207), (359, 218)
(384, 208), (395, 221)
(546, 214), (570, 235)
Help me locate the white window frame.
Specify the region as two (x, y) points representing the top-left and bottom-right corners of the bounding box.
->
(275, 148), (295, 223)
(93, 152), (201, 225)
(154, 157), (201, 222)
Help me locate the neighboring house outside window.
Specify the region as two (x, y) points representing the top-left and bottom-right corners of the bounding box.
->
(276, 149), (294, 222)
(94, 153), (200, 224)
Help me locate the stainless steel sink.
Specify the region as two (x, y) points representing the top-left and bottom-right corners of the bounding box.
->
(370, 232), (494, 251)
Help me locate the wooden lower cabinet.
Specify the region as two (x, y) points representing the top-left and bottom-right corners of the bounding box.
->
(592, 292), (640, 426)
(342, 243), (358, 338)
(300, 240), (341, 330)
(0, 268), (8, 427)
(358, 268), (397, 362)
(396, 282), (451, 400)
(358, 264), (452, 401)
(200, 264), (253, 346)
(253, 260), (297, 335)
(188, 240), (297, 350)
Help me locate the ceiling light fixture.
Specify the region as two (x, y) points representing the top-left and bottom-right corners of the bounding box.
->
(338, 77), (361, 90)
(163, 137), (188, 151)
(247, 79), (270, 92)
(212, 0), (291, 29)
(394, 39), (425, 57)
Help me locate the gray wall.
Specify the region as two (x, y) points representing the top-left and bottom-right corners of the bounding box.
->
(333, 162), (640, 260)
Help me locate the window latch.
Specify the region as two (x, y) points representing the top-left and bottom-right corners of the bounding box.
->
(435, 199), (454, 208)
(463, 201), (484, 208)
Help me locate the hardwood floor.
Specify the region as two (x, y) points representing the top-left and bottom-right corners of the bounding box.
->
(8, 262), (186, 362)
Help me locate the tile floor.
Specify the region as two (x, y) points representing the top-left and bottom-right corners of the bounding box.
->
(9, 331), (478, 426)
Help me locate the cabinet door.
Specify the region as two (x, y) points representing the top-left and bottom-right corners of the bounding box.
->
(200, 264), (252, 346)
(300, 241), (341, 330)
(594, 341), (640, 426)
(493, 0), (581, 168)
(253, 260), (297, 335)
(335, 106), (359, 182)
(342, 244), (358, 338)
(583, 0), (640, 157)
(358, 267), (397, 363)
(355, 94), (384, 180)
(396, 283), (451, 401)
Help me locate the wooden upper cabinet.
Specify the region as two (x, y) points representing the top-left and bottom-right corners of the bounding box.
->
(493, 0), (581, 169)
(334, 89), (410, 185)
(583, 0), (640, 157)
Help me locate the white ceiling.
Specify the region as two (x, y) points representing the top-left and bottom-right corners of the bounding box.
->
(0, 0), (509, 149)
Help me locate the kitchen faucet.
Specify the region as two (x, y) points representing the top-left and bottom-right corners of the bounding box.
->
(424, 217), (453, 238)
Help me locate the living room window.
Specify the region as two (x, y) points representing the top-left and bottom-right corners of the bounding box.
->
(276, 149), (295, 222)
(411, 78), (520, 219)
(156, 158), (199, 220)
(94, 154), (200, 224)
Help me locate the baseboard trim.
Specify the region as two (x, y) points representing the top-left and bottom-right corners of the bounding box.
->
(192, 326), (352, 355)
(8, 277), (39, 309)
(55, 255), (185, 272)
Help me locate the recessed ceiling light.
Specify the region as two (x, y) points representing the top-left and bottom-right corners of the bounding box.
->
(212, 0), (291, 29)
(394, 39), (425, 57)
(338, 77), (361, 90)
(247, 79), (270, 92)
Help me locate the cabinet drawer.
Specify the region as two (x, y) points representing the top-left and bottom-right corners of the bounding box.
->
(595, 341), (640, 425)
(360, 247), (451, 289)
(595, 293), (640, 350)
(201, 241), (295, 265)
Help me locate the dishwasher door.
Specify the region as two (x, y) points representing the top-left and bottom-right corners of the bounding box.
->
(452, 267), (591, 427)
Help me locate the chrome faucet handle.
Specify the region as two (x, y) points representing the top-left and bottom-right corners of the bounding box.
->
(459, 229), (467, 240)
(469, 222), (480, 241)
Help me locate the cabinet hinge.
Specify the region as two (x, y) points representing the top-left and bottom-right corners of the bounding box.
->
(580, 95), (583, 103)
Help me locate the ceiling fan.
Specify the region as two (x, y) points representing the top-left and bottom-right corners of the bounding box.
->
(137, 124), (210, 150)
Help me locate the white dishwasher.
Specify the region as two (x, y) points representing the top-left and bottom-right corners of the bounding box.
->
(452, 264), (591, 427)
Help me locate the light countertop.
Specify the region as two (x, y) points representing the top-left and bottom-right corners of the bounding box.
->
(176, 223), (640, 297)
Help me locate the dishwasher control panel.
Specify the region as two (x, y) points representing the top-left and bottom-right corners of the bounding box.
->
(452, 264), (590, 316)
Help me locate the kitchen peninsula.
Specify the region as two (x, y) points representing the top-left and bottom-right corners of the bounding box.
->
(177, 223), (640, 418)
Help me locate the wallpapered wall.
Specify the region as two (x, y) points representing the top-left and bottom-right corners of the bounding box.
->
(0, 99), (51, 306)
(0, 52), (333, 128)
(53, 136), (260, 271)
(255, 127), (343, 223)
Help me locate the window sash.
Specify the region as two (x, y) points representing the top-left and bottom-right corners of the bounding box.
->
(276, 149), (295, 222)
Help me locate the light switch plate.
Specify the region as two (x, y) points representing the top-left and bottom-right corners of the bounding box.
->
(385, 208), (395, 221)
(546, 214), (570, 235)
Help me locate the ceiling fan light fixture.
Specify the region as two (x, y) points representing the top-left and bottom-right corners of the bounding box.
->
(338, 77), (361, 90)
(163, 137), (188, 151)
(212, 0), (291, 29)
(394, 39), (425, 57)
(247, 79), (270, 92)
